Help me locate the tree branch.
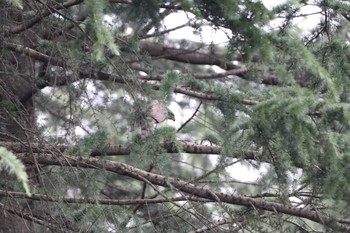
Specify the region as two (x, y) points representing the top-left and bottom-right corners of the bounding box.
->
(4, 42), (65, 67)
(16, 153), (350, 231)
(0, 190), (210, 205)
(140, 41), (240, 70)
(140, 67), (249, 81)
(5, 0), (85, 36)
(96, 71), (259, 105)
(0, 141), (259, 158)
(177, 101), (202, 132)
(139, 41), (278, 84)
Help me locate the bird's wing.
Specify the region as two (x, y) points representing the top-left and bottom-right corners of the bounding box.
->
(141, 100), (170, 139)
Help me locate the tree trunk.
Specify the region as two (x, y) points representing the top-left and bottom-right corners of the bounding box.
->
(0, 5), (37, 230)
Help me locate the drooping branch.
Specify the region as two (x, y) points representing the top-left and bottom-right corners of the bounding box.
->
(16, 153), (350, 231)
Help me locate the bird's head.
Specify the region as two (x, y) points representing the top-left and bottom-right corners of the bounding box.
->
(167, 110), (175, 121)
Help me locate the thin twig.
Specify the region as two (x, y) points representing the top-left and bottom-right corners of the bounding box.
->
(177, 101), (202, 132)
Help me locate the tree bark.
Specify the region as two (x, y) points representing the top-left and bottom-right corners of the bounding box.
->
(0, 4), (37, 231)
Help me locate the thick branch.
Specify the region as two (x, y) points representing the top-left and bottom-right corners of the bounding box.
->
(0, 141), (259, 158)
(139, 42), (278, 84)
(140, 41), (240, 70)
(16, 153), (350, 231)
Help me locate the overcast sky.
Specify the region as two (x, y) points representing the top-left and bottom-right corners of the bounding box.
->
(163, 0), (322, 44)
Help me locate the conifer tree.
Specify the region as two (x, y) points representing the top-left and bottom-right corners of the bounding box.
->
(1, 0), (350, 232)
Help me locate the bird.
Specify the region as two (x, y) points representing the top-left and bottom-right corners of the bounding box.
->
(150, 100), (175, 123)
(141, 100), (175, 139)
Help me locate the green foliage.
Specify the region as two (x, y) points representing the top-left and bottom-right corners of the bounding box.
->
(85, 0), (120, 61)
(0, 147), (30, 196)
(68, 130), (108, 157)
(195, 0), (274, 62)
(130, 126), (178, 169)
(160, 70), (179, 100)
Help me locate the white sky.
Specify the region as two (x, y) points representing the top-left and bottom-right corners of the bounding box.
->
(162, 0), (322, 44)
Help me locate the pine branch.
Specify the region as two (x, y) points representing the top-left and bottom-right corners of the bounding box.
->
(16, 153), (350, 231)
(0, 190), (210, 205)
(0, 141), (259, 158)
(140, 41), (241, 70)
(139, 42), (278, 84)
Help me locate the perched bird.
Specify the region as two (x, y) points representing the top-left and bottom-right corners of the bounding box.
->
(141, 100), (175, 139)
(150, 100), (175, 123)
